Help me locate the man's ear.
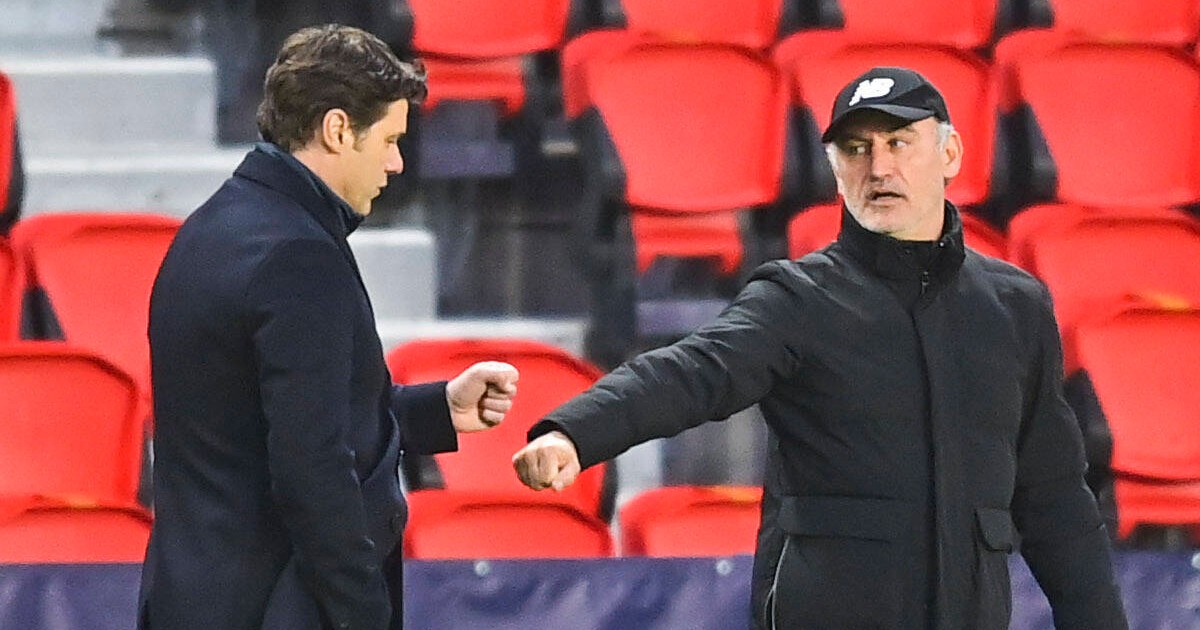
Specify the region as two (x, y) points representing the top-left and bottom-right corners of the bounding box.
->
(941, 129), (964, 180)
(828, 148), (847, 198)
(319, 108), (353, 153)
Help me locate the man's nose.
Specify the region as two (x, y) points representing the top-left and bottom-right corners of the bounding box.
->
(868, 143), (895, 179)
(386, 144), (405, 174)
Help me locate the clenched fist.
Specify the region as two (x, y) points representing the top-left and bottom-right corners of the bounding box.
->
(512, 430), (581, 492)
(446, 361), (519, 433)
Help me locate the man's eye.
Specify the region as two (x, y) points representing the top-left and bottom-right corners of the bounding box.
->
(890, 139), (908, 148)
(845, 144), (867, 155)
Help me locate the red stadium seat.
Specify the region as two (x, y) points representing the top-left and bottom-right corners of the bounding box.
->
(0, 237), (20, 341)
(404, 489), (613, 559)
(0, 71), (20, 235)
(565, 41), (792, 363)
(10, 213), (181, 404)
(0, 344), (144, 504)
(0, 495), (151, 563)
(598, 0), (795, 49)
(386, 339), (609, 519)
(821, 0), (1008, 49)
(1016, 209), (1200, 373)
(1113, 480), (1200, 542)
(1071, 304), (1200, 539)
(999, 40), (1200, 209)
(619, 486), (761, 557)
(575, 43), (789, 271)
(407, 0), (571, 58)
(788, 203), (1007, 260)
(404, 0), (571, 111)
(1005, 204), (1179, 270)
(774, 33), (998, 209)
(420, 57), (526, 118)
(584, 43), (787, 216)
(561, 29), (643, 119)
(1029, 0), (1200, 47)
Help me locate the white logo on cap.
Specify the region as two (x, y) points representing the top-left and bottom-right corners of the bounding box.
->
(848, 78), (895, 106)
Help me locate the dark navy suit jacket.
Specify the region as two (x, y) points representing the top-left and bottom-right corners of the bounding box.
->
(138, 146), (456, 630)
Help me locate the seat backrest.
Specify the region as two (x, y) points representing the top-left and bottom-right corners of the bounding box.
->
(1012, 43), (1200, 207)
(404, 489), (613, 558)
(612, 0), (787, 49)
(419, 58), (527, 117)
(387, 338), (608, 518)
(830, 0), (1003, 49)
(1042, 0), (1200, 47)
(11, 213), (181, 399)
(0, 237), (19, 341)
(408, 0), (571, 58)
(1074, 306), (1200, 480)
(0, 344), (143, 503)
(788, 203), (1007, 260)
(0, 71), (19, 234)
(619, 485), (762, 556)
(1006, 203), (1175, 270)
(775, 34), (996, 208)
(1025, 212), (1200, 355)
(0, 496), (151, 563)
(585, 42), (788, 213)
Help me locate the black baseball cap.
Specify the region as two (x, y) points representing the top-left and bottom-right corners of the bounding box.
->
(821, 67), (950, 143)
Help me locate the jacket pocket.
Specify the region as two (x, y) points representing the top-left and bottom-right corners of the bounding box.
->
(771, 496), (912, 628)
(973, 507), (1014, 630)
(359, 422), (406, 561)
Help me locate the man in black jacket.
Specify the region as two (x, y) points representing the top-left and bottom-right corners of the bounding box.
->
(139, 25), (519, 630)
(513, 67), (1127, 629)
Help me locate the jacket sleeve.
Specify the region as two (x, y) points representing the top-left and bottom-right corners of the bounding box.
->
(529, 268), (804, 469)
(247, 238), (390, 630)
(1011, 284), (1127, 630)
(389, 381), (457, 455)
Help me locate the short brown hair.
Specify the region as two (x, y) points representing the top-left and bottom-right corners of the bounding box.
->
(256, 24), (427, 152)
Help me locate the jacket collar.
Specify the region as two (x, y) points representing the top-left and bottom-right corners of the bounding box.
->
(234, 143), (365, 241)
(835, 200), (966, 284)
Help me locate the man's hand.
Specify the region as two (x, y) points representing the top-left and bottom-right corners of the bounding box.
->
(512, 431), (581, 492)
(446, 361), (518, 433)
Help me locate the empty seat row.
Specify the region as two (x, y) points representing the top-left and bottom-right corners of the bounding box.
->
(0, 483), (757, 563)
(566, 31), (1200, 365)
(1066, 301), (1200, 543)
(404, 485), (763, 559)
(1, 214), (180, 410)
(1, 321), (1196, 564)
(405, 0), (1200, 185)
(397, 0), (1200, 61)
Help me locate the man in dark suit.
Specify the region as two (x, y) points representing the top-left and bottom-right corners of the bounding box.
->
(138, 24), (519, 630)
(513, 67), (1127, 629)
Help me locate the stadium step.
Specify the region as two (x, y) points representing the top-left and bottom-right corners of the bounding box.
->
(1, 55), (217, 154)
(349, 228), (438, 321)
(22, 147), (247, 216)
(0, 0), (109, 40)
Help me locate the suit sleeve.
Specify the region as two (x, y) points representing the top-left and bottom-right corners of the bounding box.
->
(529, 266), (804, 469)
(247, 239), (390, 630)
(389, 382), (457, 455)
(1011, 284), (1127, 630)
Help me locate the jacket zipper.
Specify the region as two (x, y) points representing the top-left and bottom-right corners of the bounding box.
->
(768, 536), (791, 630)
(919, 271), (931, 297)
